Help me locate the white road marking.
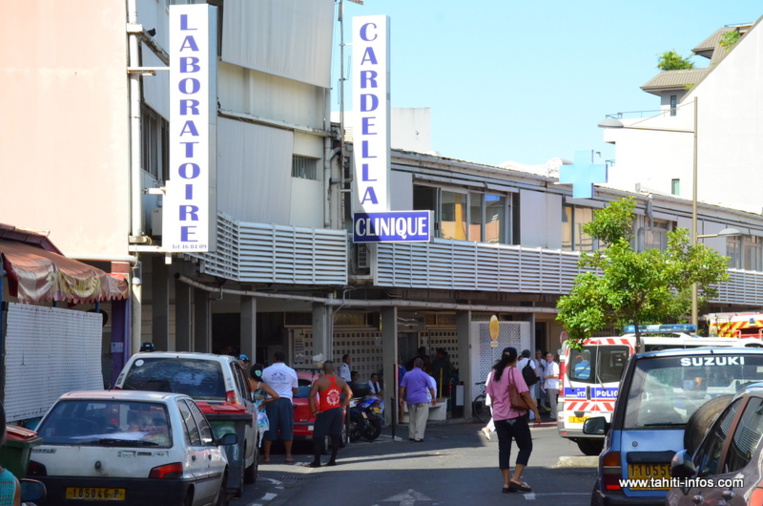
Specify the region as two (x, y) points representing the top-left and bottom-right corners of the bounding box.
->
(523, 492), (590, 500)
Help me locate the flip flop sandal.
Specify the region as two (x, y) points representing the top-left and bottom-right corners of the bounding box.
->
(509, 481), (532, 492)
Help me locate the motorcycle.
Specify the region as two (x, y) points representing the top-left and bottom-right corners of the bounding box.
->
(348, 397), (383, 442)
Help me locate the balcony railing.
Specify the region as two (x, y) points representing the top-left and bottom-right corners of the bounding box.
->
(196, 216), (763, 306)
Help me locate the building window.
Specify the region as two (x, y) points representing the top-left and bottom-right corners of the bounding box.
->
(562, 204), (597, 252)
(413, 184), (511, 244)
(671, 179), (680, 195)
(728, 236), (763, 271)
(440, 190), (467, 240)
(292, 155), (319, 180)
(141, 106), (169, 181)
(670, 95), (677, 116)
(639, 218), (673, 251)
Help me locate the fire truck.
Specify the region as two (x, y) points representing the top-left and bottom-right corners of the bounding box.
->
(557, 324), (763, 456)
(705, 311), (763, 338)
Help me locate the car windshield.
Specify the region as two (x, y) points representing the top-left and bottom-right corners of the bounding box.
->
(294, 378), (312, 399)
(569, 345), (628, 384)
(122, 357), (226, 401)
(37, 400), (172, 448)
(623, 353), (763, 429)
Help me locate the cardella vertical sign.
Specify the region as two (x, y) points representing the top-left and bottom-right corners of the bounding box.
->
(352, 15), (390, 214)
(351, 15), (431, 243)
(165, 4), (215, 252)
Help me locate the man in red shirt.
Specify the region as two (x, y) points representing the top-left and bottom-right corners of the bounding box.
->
(308, 361), (353, 467)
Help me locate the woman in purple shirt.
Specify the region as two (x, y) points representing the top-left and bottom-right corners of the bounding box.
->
(486, 347), (541, 494)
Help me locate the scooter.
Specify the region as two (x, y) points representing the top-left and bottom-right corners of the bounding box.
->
(348, 397), (383, 442)
(21, 478), (46, 506)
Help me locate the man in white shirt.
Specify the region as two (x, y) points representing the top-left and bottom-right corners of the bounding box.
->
(339, 354), (352, 382)
(542, 352), (560, 420)
(261, 351), (299, 463)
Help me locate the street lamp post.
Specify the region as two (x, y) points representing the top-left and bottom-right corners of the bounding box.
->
(599, 99), (702, 325)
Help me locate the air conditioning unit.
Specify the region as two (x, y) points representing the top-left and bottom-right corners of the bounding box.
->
(357, 244), (370, 269)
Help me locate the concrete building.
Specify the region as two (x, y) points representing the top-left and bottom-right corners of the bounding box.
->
(601, 18), (763, 220)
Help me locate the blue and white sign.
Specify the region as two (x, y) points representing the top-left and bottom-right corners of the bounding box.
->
(352, 15), (390, 213)
(558, 150), (608, 199)
(353, 211), (431, 243)
(164, 4), (216, 252)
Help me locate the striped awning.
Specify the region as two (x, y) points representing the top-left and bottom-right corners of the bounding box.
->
(0, 239), (128, 304)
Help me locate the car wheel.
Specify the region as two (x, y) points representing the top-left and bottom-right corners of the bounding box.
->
(590, 481), (604, 506)
(216, 473), (229, 506)
(577, 438), (603, 456)
(683, 394), (733, 456)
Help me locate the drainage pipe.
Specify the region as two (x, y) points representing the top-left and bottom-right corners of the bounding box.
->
(176, 274), (558, 314)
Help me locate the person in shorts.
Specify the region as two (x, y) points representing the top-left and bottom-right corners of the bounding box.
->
(308, 361), (353, 467)
(261, 351), (299, 463)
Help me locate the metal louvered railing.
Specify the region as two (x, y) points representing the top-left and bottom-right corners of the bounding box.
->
(195, 213), (348, 286)
(374, 239), (587, 293)
(195, 215), (763, 305)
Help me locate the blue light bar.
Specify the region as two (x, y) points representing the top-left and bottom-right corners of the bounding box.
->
(623, 324), (698, 333)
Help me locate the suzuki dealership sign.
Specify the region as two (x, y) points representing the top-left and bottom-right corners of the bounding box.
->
(351, 15), (430, 243)
(164, 4), (216, 252)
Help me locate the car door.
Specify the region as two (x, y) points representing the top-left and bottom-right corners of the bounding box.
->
(674, 397), (747, 506)
(184, 399), (220, 505)
(691, 395), (763, 505)
(177, 399), (212, 506)
(230, 361), (256, 464)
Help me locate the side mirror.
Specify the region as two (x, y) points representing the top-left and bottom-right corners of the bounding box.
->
(218, 432), (238, 446)
(20, 479), (46, 503)
(670, 449), (696, 479)
(582, 416), (609, 435)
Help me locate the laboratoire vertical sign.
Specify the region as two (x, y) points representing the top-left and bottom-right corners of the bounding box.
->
(165, 4), (217, 252)
(351, 15), (431, 243)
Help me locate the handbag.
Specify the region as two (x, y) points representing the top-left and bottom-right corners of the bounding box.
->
(508, 367), (531, 411)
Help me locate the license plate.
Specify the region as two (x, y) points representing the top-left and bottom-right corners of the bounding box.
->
(627, 464), (670, 490)
(568, 416), (588, 424)
(66, 488), (126, 500)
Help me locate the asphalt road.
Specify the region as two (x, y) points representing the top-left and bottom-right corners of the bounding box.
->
(231, 418), (598, 506)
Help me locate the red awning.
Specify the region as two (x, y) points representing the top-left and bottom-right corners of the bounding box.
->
(0, 239), (129, 304)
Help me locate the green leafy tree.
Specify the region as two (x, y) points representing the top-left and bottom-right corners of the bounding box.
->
(557, 197), (729, 349)
(657, 50), (694, 70)
(719, 30), (740, 51)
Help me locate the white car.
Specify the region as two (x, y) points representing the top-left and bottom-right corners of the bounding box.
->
(113, 352), (258, 495)
(28, 390), (236, 506)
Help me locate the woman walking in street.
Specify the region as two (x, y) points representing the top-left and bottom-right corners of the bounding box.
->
(486, 347), (541, 494)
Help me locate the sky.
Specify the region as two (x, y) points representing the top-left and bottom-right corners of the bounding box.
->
(331, 1), (761, 167)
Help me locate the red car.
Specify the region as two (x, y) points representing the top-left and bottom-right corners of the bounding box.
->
(292, 370), (320, 440)
(292, 370), (348, 445)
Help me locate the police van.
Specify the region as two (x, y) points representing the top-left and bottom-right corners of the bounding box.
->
(557, 324), (763, 455)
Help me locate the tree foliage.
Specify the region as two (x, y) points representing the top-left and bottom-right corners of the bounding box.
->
(657, 50), (694, 70)
(557, 197), (729, 349)
(719, 30), (740, 52)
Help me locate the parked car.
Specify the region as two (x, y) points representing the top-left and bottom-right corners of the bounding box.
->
(666, 383), (763, 505)
(583, 347), (763, 505)
(27, 390), (237, 506)
(114, 352), (258, 492)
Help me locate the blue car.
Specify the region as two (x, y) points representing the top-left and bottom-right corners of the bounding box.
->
(584, 347), (763, 505)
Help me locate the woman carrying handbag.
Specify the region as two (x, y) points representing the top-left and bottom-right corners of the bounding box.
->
(485, 346), (542, 494)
